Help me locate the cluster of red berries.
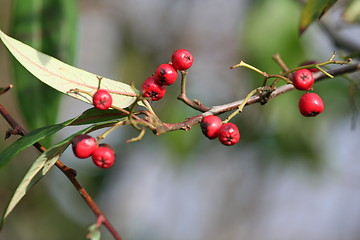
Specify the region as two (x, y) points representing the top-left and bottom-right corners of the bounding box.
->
(71, 88), (116, 168)
(71, 134), (116, 168)
(142, 49), (194, 101)
(292, 62), (324, 117)
(200, 115), (240, 146)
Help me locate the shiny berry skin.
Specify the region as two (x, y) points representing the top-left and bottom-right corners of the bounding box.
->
(298, 92), (324, 117)
(171, 49), (194, 70)
(154, 63), (178, 86)
(142, 76), (166, 101)
(200, 115), (222, 139)
(218, 123), (240, 146)
(93, 89), (113, 110)
(92, 144), (116, 168)
(292, 69), (315, 91)
(71, 134), (97, 159)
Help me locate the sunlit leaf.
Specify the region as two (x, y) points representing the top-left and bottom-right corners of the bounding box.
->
(9, 0), (78, 131)
(0, 30), (138, 109)
(299, 0), (338, 34)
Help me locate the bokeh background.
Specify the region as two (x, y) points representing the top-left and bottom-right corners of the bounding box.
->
(1, 0), (360, 239)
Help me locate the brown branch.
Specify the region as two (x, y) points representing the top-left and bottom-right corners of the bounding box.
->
(0, 104), (122, 240)
(154, 62), (360, 135)
(177, 71), (210, 112)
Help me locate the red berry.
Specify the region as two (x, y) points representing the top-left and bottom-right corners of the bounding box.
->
(93, 89), (112, 110)
(154, 63), (178, 86)
(92, 144), (116, 168)
(300, 60), (320, 73)
(292, 69), (315, 91)
(171, 49), (194, 70)
(218, 123), (240, 146)
(71, 134), (97, 159)
(298, 92), (324, 117)
(200, 115), (222, 139)
(142, 76), (166, 101)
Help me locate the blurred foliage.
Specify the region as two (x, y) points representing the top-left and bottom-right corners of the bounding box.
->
(239, 0), (355, 168)
(9, 0), (78, 140)
(299, 0), (337, 34)
(343, 0), (360, 23)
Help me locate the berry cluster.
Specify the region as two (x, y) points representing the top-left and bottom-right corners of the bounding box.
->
(142, 49), (194, 101)
(71, 88), (116, 168)
(200, 115), (240, 146)
(292, 63), (324, 117)
(71, 134), (116, 168)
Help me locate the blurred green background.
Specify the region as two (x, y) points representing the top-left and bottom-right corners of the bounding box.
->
(1, 0), (360, 240)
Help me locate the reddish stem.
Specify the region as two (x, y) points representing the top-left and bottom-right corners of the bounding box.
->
(0, 104), (122, 240)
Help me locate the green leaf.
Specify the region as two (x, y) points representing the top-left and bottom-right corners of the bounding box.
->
(0, 123), (104, 229)
(0, 29), (138, 109)
(343, 0), (360, 23)
(299, 0), (338, 34)
(0, 140), (68, 229)
(69, 107), (128, 126)
(9, 0), (78, 131)
(0, 107), (127, 168)
(0, 119), (73, 168)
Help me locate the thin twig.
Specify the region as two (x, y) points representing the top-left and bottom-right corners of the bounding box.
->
(0, 104), (122, 240)
(177, 70), (209, 112)
(154, 62), (360, 135)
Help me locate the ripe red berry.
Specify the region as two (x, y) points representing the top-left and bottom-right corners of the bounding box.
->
(92, 144), (116, 168)
(298, 92), (324, 117)
(218, 123), (240, 146)
(200, 115), (222, 139)
(142, 76), (166, 101)
(93, 89), (112, 110)
(154, 63), (178, 86)
(71, 134), (97, 159)
(292, 69), (315, 91)
(171, 49), (194, 70)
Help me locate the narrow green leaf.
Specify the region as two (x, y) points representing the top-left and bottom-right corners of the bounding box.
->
(0, 119), (73, 168)
(0, 141), (68, 229)
(70, 108), (128, 126)
(299, 0), (338, 34)
(0, 107), (127, 168)
(0, 29), (138, 109)
(0, 123), (101, 229)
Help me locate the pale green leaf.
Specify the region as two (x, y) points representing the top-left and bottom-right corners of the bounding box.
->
(0, 30), (137, 109)
(0, 123), (102, 228)
(0, 140), (68, 229)
(9, 0), (78, 132)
